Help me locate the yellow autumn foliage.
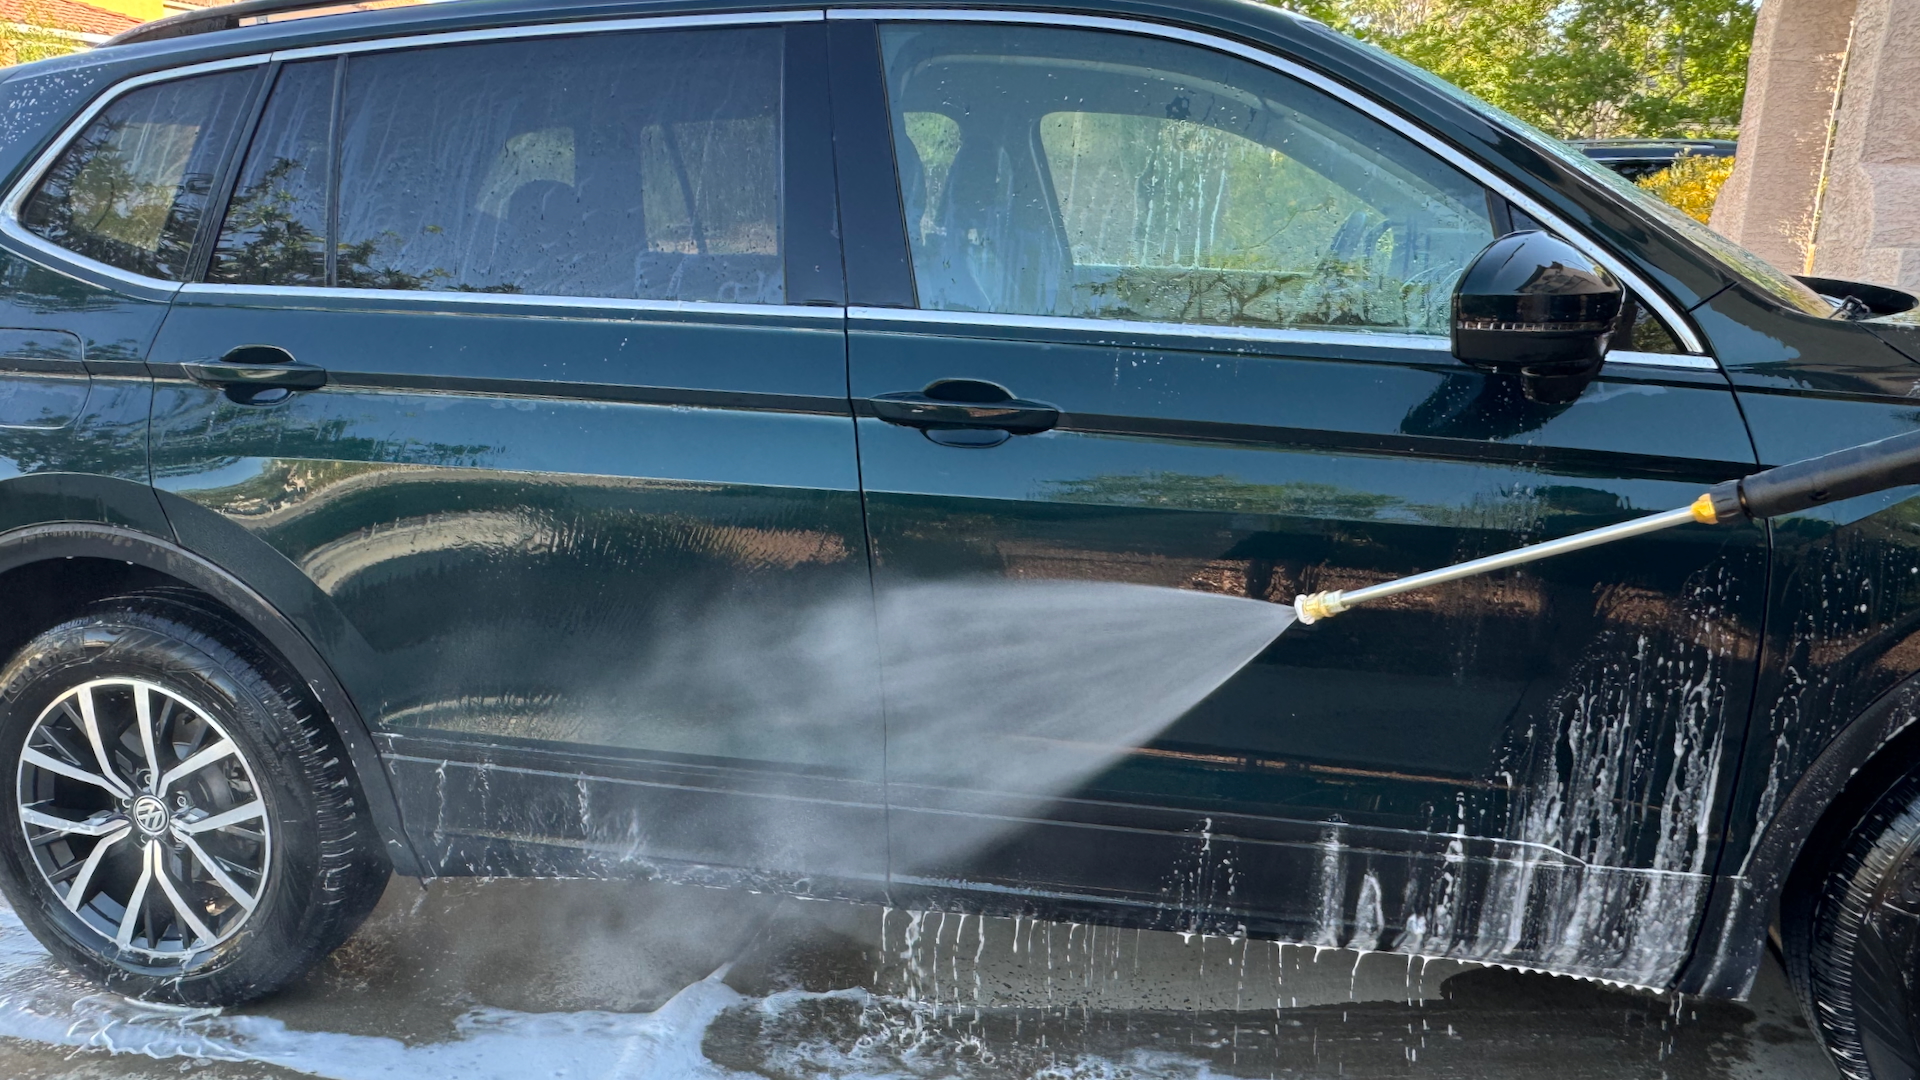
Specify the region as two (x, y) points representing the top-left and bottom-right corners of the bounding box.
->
(1637, 152), (1737, 224)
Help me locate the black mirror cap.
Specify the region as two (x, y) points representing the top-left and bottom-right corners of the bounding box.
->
(1452, 231), (1625, 379)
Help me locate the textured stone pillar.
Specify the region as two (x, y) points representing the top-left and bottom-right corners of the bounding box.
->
(1807, 0), (1920, 289)
(1709, 0), (1859, 273)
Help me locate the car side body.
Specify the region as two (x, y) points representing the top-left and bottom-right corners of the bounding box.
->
(2, 0), (1919, 1020)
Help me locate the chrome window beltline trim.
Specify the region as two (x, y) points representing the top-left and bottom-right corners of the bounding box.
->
(849, 306), (1719, 370)
(179, 282), (846, 322)
(850, 305), (1449, 351)
(830, 7), (1709, 358)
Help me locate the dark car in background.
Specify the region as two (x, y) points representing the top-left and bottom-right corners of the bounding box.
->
(1, 2), (1920, 1077)
(1575, 137), (1738, 180)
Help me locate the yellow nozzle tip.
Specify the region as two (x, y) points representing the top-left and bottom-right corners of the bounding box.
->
(1691, 492), (1717, 524)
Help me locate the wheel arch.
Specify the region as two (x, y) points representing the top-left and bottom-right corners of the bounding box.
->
(0, 520), (425, 876)
(1679, 668), (1920, 996)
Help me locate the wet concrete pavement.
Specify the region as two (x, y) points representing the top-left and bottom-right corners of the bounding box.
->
(0, 876), (1840, 1079)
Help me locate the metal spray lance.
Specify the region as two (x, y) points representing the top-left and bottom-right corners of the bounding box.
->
(1295, 428), (1920, 623)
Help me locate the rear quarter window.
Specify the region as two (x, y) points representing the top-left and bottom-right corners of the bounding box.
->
(18, 69), (256, 281)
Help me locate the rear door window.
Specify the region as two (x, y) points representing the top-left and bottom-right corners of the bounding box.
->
(209, 28), (785, 304)
(20, 70), (256, 281)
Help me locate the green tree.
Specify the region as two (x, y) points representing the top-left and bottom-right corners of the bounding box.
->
(1284, 0), (1755, 139)
(0, 0), (92, 68)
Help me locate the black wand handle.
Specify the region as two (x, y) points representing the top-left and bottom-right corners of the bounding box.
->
(1710, 429), (1920, 522)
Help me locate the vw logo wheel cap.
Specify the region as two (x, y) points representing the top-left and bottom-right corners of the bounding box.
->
(131, 795), (170, 838)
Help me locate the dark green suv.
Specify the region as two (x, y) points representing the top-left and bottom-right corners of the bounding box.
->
(3, 1), (1920, 1075)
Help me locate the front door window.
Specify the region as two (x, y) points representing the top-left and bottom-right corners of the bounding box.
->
(882, 24), (1496, 335)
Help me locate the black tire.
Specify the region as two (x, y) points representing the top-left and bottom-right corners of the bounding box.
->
(0, 591), (389, 1005)
(1785, 766), (1920, 1080)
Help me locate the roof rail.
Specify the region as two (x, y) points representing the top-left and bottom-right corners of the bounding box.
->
(103, 0), (421, 48)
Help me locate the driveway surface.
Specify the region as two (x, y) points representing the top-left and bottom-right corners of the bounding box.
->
(0, 877), (1839, 1079)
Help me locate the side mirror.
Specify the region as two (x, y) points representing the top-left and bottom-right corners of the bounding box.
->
(1452, 231), (1623, 404)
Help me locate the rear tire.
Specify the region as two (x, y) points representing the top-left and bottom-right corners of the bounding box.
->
(1785, 766), (1920, 1080)
(0, 592), (388, 1005)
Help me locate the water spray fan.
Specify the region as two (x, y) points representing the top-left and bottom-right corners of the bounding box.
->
(1294, 428), (1920, 624)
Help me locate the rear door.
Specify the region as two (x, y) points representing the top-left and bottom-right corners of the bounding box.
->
(838, 14), (1765, 986)
(146, 16), (885, 892)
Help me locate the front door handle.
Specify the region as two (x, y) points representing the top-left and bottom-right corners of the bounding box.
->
(182, 345), (327, 393)
(868, 380), (1059, 435)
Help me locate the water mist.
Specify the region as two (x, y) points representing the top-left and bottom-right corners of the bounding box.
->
(622, 577), (1296, 868)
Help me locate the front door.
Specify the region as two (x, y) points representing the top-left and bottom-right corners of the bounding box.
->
(146, 17), (884, 894)
(839, 15), (1764, 985)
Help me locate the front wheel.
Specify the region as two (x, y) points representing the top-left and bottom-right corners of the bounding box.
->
(1786, 766), (1920, 1080)
(0, 595), (388, 1004)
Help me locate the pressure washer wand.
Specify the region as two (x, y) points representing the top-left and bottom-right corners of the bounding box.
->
(1295, 427), (1920, 624)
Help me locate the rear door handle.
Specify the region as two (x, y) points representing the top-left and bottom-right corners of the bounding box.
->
(182, 345), (327, 392)
(868, 381), (1059, 435)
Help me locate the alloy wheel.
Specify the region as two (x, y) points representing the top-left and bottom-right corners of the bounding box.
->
(15, 678), (271, 959)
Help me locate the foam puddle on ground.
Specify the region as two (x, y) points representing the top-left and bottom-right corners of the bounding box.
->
(0, 893), (1822, 1080)
(0, 902), (750, 1079)
(0, 901), (1229, 1079)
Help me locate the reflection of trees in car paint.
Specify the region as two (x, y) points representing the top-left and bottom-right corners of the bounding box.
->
(0, 418), (143, 479)
(1043, 472), (1630, 534)
(1047, 472), (1405, 519)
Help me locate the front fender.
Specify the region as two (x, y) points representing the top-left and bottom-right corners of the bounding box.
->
(1680, 667), (1920, 996)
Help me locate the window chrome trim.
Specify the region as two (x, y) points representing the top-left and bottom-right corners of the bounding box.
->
(0, 54), (270, 296)
(180, 282), (845, 321)
(850, 305), (1450, 352)
(851, 306), (1723, 371)
(831, 7), (1709, 357)
(0, 11), (823, 298)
